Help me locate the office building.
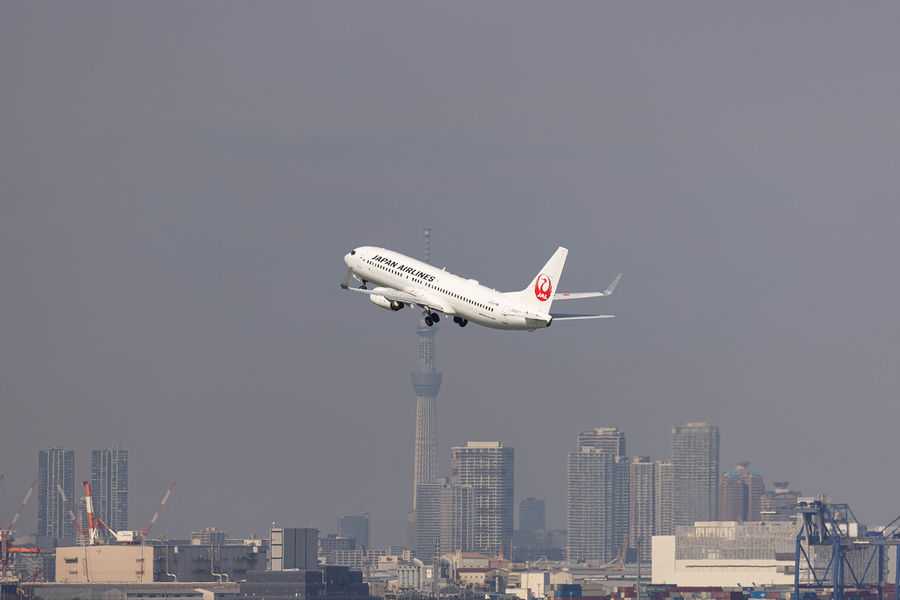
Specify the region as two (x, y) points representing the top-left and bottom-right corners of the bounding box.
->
(759, 482), (801, 522)
(450, 441), (514, 556)
(671, 422), (719, 527)
(719, 463), (765, 522)
(38, 448), (76, 540)
(518, 497), (545, 534)
(719, 470), (747, 521)
(655, 461), (674, 535)
(91, 448), (128, 532)
(339, 513), (370, 549)
(629, 456), (654, 561)
(270, 527), (318, 571)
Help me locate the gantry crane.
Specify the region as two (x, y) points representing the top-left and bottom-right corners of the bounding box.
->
(793, 500), (900, 600)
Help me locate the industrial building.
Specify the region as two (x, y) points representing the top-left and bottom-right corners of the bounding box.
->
(270, 526), (318, 571)
(55, 540), (267, 584)
(652, 520), (798, 586)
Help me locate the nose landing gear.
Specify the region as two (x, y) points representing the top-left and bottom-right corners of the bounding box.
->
(423, 311), (440, 327)
(453, 316), (468, 328)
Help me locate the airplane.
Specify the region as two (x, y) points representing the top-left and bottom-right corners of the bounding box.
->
(341, 245), (621, 331)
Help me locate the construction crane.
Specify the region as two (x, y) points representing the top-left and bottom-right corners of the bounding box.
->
(53, 476), (89, 543)
(94, 480), (176, 544)
(139, 480), (176, 538)
(1, 478), (38, 580)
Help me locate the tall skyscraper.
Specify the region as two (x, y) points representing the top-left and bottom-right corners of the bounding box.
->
(411, 228), (442, 510)
(672, 422), (720, 527)
(567, 428), (629, 564)
(440, 483), (474, 556)
(414, 479), (445, 561)
(338, 513), (370, 549)
(91, 448), (128, 531)
(518, 497), (546, 533)
(719, 470), (747, 521)
(37, 448), (76, 539)
(629, 456), (654, 562)
(577, 427), (626, 456)
(450, 441), (514, 556)
(655, 461), (674, 535)
(719, 463), (765, 522)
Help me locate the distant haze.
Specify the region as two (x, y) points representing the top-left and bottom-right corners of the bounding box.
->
(3, 3), (900, 545)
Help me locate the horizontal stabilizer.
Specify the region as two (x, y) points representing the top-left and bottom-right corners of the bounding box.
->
(554, 273), (622, 300)
(551, 313), (615, 321)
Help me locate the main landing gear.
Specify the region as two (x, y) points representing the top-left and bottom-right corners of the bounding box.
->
(453, 316), (468, 327)
(423, 311), (440, 327)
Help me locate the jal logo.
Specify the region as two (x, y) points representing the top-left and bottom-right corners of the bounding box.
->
(534, 274), (552, 301)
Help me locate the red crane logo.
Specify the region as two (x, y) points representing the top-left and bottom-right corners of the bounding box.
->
(534, 274), (552, 302)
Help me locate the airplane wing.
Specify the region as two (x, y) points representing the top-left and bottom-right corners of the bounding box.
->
(341, 271), (454, 314)
(550, 313), (615, 321)
(554, 273), (622, 300)
(343, 285), (422, 306)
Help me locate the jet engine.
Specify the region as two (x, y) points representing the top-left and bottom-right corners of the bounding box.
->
(369, 288), (405, 311)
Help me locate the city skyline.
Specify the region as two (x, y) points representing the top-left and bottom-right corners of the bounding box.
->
(5, 418), (829, 549)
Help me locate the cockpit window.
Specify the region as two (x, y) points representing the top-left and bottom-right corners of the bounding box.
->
(350, 250), (356, 255)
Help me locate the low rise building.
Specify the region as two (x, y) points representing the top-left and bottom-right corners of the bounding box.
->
(652, 521), (797, 586)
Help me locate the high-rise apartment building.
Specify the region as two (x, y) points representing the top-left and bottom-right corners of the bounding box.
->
(577, 427), (626, 456)
(629, 456), (654, 562)
(518, 497), (546, 533)
(91, 448), (128, 531)
(671, 422), (719, 527)
(413, 479), (445, 561)
(450, 441), (513, 556)
(655, 461), (674, 535)
(440, 483), (474, 556)
(37, 448), (76, 540)
(567, 427), (629, 564)
(338, 513), (370, 549)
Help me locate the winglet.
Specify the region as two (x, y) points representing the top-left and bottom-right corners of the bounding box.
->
(340, 269), (352, 290)
(602, 273), (622, 296)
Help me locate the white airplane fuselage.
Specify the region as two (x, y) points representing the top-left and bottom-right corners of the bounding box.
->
(344, 246), (551, 330)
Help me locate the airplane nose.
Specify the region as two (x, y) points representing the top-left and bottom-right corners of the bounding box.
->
(344, 253), (352, 267)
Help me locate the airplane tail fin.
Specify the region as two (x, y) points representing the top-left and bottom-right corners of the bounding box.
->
(506, 247), (568, 312)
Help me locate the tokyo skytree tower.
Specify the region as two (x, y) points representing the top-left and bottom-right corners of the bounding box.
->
(410, 228), (442, 510)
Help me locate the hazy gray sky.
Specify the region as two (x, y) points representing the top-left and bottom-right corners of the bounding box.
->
(3, 2), (900, 545)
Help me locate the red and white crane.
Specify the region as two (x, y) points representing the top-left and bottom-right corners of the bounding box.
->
(53, 475), (89, 543)
(94, 480), (176, 544)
